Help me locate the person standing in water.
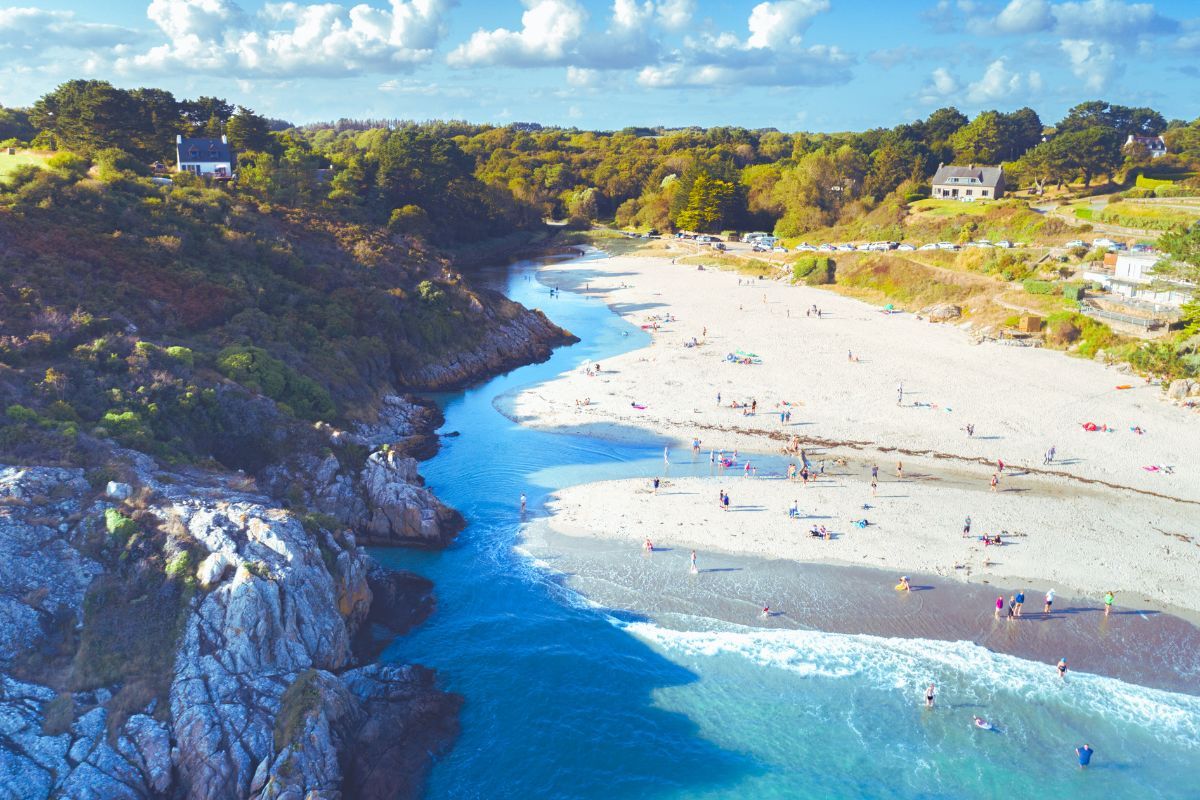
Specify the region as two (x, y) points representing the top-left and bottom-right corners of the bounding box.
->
(689, 550), (698, 574)
(1076, 744), (1093, 768)
(1043, 588), (1056, 614)
(1057, 658), (1068, 680)
(520, 493), (527, 512)
(1104, 591), (1115, 616)
(925, 683), (936, 708)
(1015, 590), (1025, 617)
(995, 596), (1004, 619)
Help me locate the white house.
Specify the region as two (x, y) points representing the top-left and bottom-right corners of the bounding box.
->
(176, 135), (232, 178)
(1101, 252), (1193, 307)
(1125, 134), (1167, 158)
(930, 164), (1004, 201)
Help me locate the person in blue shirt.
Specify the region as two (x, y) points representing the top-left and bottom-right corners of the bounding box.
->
(1015, 590), (1026, 617)
(1076, 744), (1094, 768)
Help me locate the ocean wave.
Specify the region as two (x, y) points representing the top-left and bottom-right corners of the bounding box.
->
(615, 619), (1200, 749)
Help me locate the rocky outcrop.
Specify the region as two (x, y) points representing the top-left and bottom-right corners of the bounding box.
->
(926, 303), (962, 322)
(0, 462), (460, 800)
(401, 293), (576, 390)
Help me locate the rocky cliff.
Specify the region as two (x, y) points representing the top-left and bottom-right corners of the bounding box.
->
(0, 451), (460, 800)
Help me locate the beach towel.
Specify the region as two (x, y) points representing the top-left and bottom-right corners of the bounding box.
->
(631, 403), (647, 410)
(1115, 385), (1133, 390)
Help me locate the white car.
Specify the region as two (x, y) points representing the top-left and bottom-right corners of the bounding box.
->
(918, 243), (939, 251)
(817, 244), (835, 252)
(794, 244), (817, 252)
(1092, 237), (1117, 248)
(1066, 240), (1086, 248)
(773, 246), (787, 253)
(855, 243), (872, 251)
(897, 243), (915, 251)
(995, 240), (1013, 248)
(936, 242), (959, 251)
(836, 244), (855, 252)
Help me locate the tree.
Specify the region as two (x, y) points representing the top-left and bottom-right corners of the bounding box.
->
(1010, 139), (1072, 193)
(998, 107), (1043, 161)
(1058, 126), (1122, 186)
(0, 106), (35, 142)
(31, 80), (140, 155)
(1155, 225), (1200, 333)
(676, 173), (736, 232)
(924, 107), (969, 143)
(181, 96), (235, 134)
(226, 106), (274, 154)
(950, 112), (1005, 164)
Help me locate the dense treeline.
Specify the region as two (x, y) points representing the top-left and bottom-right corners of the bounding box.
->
(6, 81), (1200, 245)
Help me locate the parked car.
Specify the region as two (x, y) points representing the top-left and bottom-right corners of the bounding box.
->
(836, 244), (855, 252)
(995, 240), (1013, 248)
(794, 244), (817, 252)
(918, 243), (939, 251)
(936, 242), (958, 251)
(817, 243), (835, 252)
(713, 242), (726, 251)
(1092, 237), (1117, 249)
(1065, 239), (1086, 248)
(896, 243), (915, 251)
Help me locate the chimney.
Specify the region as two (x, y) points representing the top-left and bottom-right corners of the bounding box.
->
(221, 135), (228, 144)
(176, 134), (182, 143)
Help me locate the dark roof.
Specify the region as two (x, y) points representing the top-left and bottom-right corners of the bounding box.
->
(176, 136), (231, 164)
(931, 164), (1003, 188)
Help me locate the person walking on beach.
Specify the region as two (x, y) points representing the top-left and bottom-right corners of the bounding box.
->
(1007, 595), (1016, 621)
(789, 499), (799, 519)
(718, 489), (725, 509)
(963, 516), (972, 538)
(1044, 445), (1056, 465)
(997, 458), (1005, 473)
(897, 383), (904, 406)
(995, 596), (1004, 619)
(871, 464), (879, 481)
(1043, 588), (1056, 614)
(689, 550), (698, 574)
(990, 473), (999, 492)
(643, 538), (653, 553)
(870, 478), (878, 497)
(1104, 591), (1115, 616)
(896, 461), (903, 479)
(652, 477), (660, 495)
(1015, 590), (1025, 617)
(723, 492), (730, 511)
(1076, 744), (1094, 768)
(1057, 658), (1068, 680)
(925, 683), (936, 708)
(717, 392), (721, 405)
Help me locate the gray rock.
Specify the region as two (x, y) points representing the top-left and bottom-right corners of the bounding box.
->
(927, 304), (962, 322)
(104, 481), (132, 500)
(1166, 378), (1193, 401)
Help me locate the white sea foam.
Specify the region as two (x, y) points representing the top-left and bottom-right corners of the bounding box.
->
(615, 619), (1200, 749)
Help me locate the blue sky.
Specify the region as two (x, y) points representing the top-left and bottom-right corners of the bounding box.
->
(2, 0), (1198, 130)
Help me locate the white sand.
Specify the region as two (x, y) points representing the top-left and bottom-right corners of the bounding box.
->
(506, 251), (1200, 613)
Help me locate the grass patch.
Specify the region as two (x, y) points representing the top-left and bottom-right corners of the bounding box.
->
(1074, 207), (1094, 220)
(1098, 201), (1200, 231)
(274, 669), (322, 752)
(0, 149), (51, 180)
(908, 198), (995, 217)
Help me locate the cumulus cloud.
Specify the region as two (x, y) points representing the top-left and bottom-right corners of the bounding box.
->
(114, 0), (454, 77)
(920, 58), (1040, 104)
(0, 7), (141, 59)
(447, 0), (586, 67)
(979, 0), (1177, 39)
(1059, 38), (1119, 90)
(636, 0), (848, 88)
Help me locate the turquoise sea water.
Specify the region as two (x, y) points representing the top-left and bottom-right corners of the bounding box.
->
(374, 254), (1200, 799)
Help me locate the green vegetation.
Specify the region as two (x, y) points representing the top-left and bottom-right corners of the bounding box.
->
(1098, 201), (1200, 231)
(0, 150), (50, 180)
(791, 256), (836, 285)
(274, 669), (322, 752)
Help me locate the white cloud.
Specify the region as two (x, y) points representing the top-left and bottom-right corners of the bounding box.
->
(1059, 38), (1119, 90)
(566, 65), (599, 86)
(979, 0), (1177, 39)
(115, 0), (454, 77)
(965, 58), (1023, 102)
(746, 0), (828, 49)
(0, 7), (141, 60)
(448, 0), (587, 67)
(919, 58), (1040, 105)
(992, 0), (1052, 33)
(655, 0), (694, 29)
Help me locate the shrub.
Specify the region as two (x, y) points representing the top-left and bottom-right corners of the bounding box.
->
(5, 404), (39, 423)
(274, 669), (322, 752)
(1023, 279), (1054, 295)
(791, 256), (836, 285)
(164, 346), (195, 367)
(46, 152), (89, 178)
(104, 508), (138, 541)
(216, 345), (335, 421)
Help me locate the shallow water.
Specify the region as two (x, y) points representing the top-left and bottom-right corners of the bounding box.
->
(374, 253), (1200, 799)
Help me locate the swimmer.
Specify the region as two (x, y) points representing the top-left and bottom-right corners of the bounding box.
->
(689, 550), (698, 574)
(925, 683), (936, 708)
(973, 716), (992, 730)
(899, 576), (912, 592)
(1076, 744), (1094, 768)
(643, 538), (653, 552)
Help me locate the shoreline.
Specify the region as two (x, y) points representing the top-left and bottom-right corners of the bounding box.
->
(520, 519), (1200, 696)
(503, 249), (1200, 618)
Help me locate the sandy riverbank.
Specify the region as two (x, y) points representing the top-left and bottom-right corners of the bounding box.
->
(505, 250), (1200, 613)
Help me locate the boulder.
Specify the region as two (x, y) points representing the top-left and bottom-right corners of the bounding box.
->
(105, 481), (132, 501)
(1166, 379), (1194, 401)
(358, 452), (463, 547)
(197, 551), (234, 589)
(927, 304), (962, 322)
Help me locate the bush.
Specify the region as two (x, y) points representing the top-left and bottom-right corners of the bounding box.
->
(791, 256), (836, 285)
(216, 345), (335, 421)
(5, 403), (39, 423)
(46, 152), (89, 179)
(1023, 279), (1054, 295)
(104, 508), (138, 541)
(164, 346), (195, 367)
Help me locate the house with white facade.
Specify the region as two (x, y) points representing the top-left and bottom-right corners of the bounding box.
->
(930, 164), (1004, 201)
(1086, 251), (1193, 307)
(1125, 134), (1167, 158)
(176, 135), (232, 178)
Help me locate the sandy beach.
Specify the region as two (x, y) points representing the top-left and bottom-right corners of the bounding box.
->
(504, 250), (1200, 614)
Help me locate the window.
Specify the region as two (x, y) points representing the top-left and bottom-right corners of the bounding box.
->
(982, 189), (989, 197)
(965, 189), (972, 196)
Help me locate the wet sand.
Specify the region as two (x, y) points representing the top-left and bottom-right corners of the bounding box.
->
(520, 520), (1200, 696)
